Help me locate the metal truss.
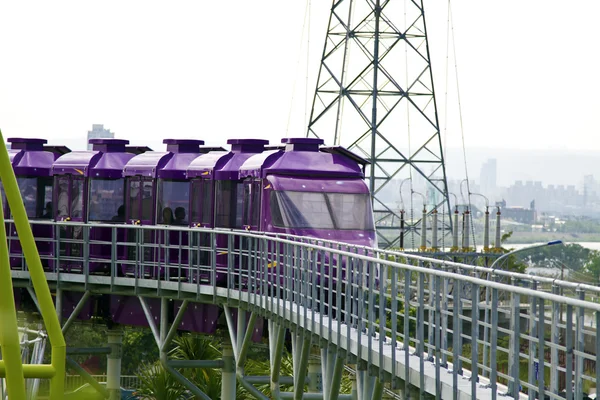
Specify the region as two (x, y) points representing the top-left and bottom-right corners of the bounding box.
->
(307, 0), (451, 248)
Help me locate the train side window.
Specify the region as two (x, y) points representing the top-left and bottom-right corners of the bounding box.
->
(201, 180), (212, 225)
(216, 180), (242, 228)
(56, 177), (70, 218)
(141, 180), (154, 222)
(40, 177), (53, 219)
(242, 181), (251, 226)
(70, 178), (84, 220)
(89, 178), (125, 222)
(270, 191), (284, 227)
(17, 177), (38, 218)
(251, 180), (261, 227)
(191, 180), (201, 223)
(127, 178), (140, 221)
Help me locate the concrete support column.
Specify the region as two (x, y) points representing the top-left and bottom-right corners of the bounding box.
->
(106, 330), (123, 400)
(307, 347), (322, 393)
(222, 340), (236, 399)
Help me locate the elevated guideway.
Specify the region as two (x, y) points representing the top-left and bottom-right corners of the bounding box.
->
(5, 222), (600, 399)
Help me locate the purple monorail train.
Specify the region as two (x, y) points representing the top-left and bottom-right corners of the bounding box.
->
(239, 137), (376, 285)
(51, 139), (137, 273)
(187, 138), (269, 284)
(121, 139), (205, 278)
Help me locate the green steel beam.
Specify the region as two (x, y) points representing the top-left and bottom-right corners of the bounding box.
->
(0, 166), (27, 399)
(0, 129), (66, 399)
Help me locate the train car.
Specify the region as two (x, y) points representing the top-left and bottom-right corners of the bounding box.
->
(187, 138), (268, 284)
(238, 137), (376, 285)
(3, 138), (64, 269)
(51, 139), (136, 273)
(121, 139), (204, 279)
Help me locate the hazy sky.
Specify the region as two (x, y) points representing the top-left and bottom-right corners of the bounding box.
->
(1, 1), (599, 165)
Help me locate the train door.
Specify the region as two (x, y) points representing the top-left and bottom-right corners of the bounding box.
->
(240, 178), (262, 282)
(190, 178), (213, 282)
(124, 176), (155, 277)
(6, 176), (53, 269)
(54, 175), (85, 271)
(157, 179), (191, 279)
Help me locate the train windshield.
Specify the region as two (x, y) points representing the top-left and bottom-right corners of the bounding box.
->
(271, 191), (374, 230)
(158, 179), (190, 225)
(15, 177), (53, 219)
(89, 178), (125, 222)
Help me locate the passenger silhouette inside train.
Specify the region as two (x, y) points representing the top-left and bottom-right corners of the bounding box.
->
(174, 207), (186, 225)
(112, 205), (125, 222)
(42, 202), (52, 219)
(162, 207), (174, 225)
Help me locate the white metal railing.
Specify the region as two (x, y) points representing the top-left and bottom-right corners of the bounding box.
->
(8, 221), (600, 399)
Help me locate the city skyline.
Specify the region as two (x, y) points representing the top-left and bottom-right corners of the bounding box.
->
(1, 1), (599, 154)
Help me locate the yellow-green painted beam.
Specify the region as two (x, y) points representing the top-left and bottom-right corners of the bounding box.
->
(0, 129), (66, 399)
(0, 196), (26, 400)
(0, 361), (56, 379)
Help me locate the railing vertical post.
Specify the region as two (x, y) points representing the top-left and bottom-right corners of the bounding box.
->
(434, 275), (441, 400)
(404, 269), (411, 395)
(528, 282), (538, 400)
(550, 285), (560, 396)
(537, 298), (545, 400)
(390, 267), (397, 389)
(490, 287), (498, 400)
(427, 266), (434, 361)
(470, 282), (479, 398)
(417, 270), (425, 396)
(452, 278), (461, 400)
(441, 272), (449, 368)
(508, 289), (521, 398)
(575, 290), (585, 400)
(565, 305), (573, 400)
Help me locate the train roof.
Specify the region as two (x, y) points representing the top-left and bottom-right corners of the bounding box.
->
(7, 138), (56, 177)
(124, 139), (205, 179)
(187, 139), (269, 180)
(52, 139), (135, 179)
(239, 138), (365, 179)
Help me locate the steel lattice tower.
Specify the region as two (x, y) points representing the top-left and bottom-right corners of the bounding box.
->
(307, 0), (451, 248)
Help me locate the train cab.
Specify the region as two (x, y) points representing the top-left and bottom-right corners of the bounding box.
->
(122, 139), (204, 278)
(51, 139), (135, 273)
(239, 137), (376, 244)
(3, 138), (65, 269)
(187, 138), (268, 283)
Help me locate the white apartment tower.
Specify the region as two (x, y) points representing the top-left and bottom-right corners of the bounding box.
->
(86, 124), (114, 150)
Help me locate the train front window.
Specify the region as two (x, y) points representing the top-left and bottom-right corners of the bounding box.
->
(158, 180), (189, 225)
(271, 191), (374, 231)
(89, 178), (125, 222)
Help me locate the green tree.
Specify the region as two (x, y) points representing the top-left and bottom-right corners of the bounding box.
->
(585, 250), (600, 285)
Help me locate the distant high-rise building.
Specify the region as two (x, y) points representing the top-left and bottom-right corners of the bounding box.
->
(480, 158), (497, 194)
(86, 124), (114, 150)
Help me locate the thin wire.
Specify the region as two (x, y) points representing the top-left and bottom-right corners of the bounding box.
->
(285, 0), (312, 137)
(448, 1), (476, 249)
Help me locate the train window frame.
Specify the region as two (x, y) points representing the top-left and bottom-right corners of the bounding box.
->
(126, 176), (156, 223)
(191, 179), (213, 226)
(215, 180), (244, 229)
(54, 175), (85, 220)
(157, 179), (190, 226)
(88, 177), (126, 222)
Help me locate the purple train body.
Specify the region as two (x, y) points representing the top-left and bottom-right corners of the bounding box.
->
(5, 136), (375, 334)
(3, 138), (68, 270)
